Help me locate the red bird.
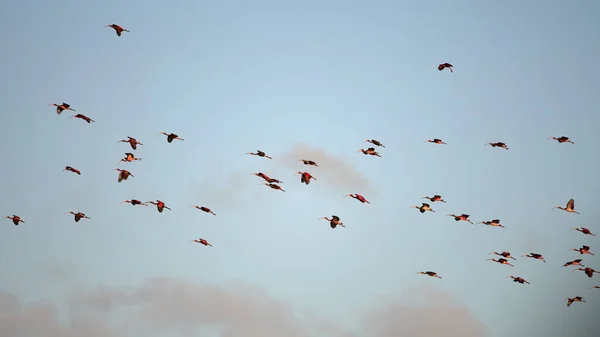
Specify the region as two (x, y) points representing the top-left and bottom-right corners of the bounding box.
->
(49, 102), (75, 114)
(113, 168), (134, 182)
(485, 142), (509, 150)
(250, 172), (282, 184)
(146, 200), (171, 213)
(4, 215), (25, 226)
(263, 183), (285, 192)
(507, 276), (529, 284)
(522, 253), (546, 263)
(345, 193), (370, 204)
(117, 136), (143, 150)
(566, 297), (585, 307)
(65, 211), (90, 222)
(121, 199), (147, 206)
(319, 215), (344, 229)
(190, 205), (216, 215)
(299, 159), (318, 166)
(118, 153), (142, 166)
(297, 171), (316, 185)
(190, 238), (212, 247)
(422, 195), (446, 203)
(549, 136), (574, 144)
(489, 251), (516, 260)
(438, 63), (453, 72)
(158, 132), (184, 143)
(570, 245), (594, 255)
(105, 24), (129, 36)
(426, 138), (447, 145)
(477, 219), (505, 228)
(357, 147), (381, 157)
(563, 259), (584, 267)
(572, 227), (595, 236)
(486, 258), (514, 267)
(63, 166), (81, 175)
(415, 271), (441, 279)
(69, 114), (95, 123)
(364, 139), (385, 147)
(246, 150), (271, 159)
(573, 267), (598, 278)
(447, 213), (473, 224)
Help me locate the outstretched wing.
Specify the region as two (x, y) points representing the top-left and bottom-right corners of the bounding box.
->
(567, 198), (575, 210)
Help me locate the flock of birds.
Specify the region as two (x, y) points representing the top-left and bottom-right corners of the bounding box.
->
(3, 24), (597, 310)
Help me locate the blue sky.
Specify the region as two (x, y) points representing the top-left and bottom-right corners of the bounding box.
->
(1, 0), (599, 336)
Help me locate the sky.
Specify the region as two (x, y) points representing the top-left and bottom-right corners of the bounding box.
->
(0, 0), (599, 336)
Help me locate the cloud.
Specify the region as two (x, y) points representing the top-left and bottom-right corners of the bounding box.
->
(0, 277), (488, 337)
(276, 143), (374, 196)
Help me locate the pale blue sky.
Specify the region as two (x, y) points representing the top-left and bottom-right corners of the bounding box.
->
(1, 0), (599, 336)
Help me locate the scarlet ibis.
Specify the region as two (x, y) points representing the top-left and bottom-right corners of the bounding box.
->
(489, 251), (516, 260)
(572, 227), (595, 236)
(158, 132), (184, 143)
(63, 166), (81, 175)
(250, 172), (282, 184)
(438, 63), (453, 72)
(190, 205), (216, 215)
(105, 24), (129, 36)
(415, 271), (441, 279)
(49, 102), (75, 114)
(426, 138), (447, 145)
(486, 258), (514, 267)
(554, 198), (579, 214)
(364, 139), (385, 147)
(411, 203), (435, 213)
(507, 276), (529, 284)
(3, 215), (25, 226)
(319, 215), (344, 229)
(485, 142), (509, 150)
(357, 147), (381, 157)
(521, 253), (546, 263)
(69, 114), (94, 123)
(296, 171), (316, 185)
(113, 168), (134, 182)
(549, 136), (574, 144)
(299, 159), (318, 166)
(190, 238), (212, 247)
(477, 219), (505, 228)
(422, 195), (446, 203)
(118, 136), (143, 150)
(574, 267), (598, 278)
(118, 153), (141, 166)
(566, 297), (585, 307)
(246, 150), (271, 159)
(563, 259), (584, 267)
(263, 183), (284, 192)
(344, 194), (370, 204)
(570, 245), (594, 255)
(65, 211), (90, 222)
(146, 200), (171, 213)
(121, 199), (147, 206)
(447, 214), (473, 224)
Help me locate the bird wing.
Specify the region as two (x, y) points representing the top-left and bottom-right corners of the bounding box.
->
(461, 214), (469, 218)
(582, 245), (590, 250)
(567, 198), (575, 209)
(422, 203), (430, 207)
(332, 215), (339, 221)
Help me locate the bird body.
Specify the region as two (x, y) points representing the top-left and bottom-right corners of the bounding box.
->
(489, 251), (516, 260)
(411, 203), (435, 213)
(263, 183), (284, 191)
(549, 136), (574, 144)
(426, 138), (447, 145)
(563, 259), (584, 267)
(299, 159), (318, 166)
(69, 114), (95, 123)
(118, 153), (141, 165)
(65, 211), (90, 222)
(357, 147), (381, 157)
(570, 245), (594, 255)
(438, 63), (453, 72)
(574, 267), (598, 278)
(63, 166), (81, 175)
(566, 297), (585, 307)
(105, 24), (129, 36)
(147, 200), (171, 213)
(191, 205), (216, 215)
(365, 139), (385, 147)
(345, 194), (370, 204)
(297, 171), (316, 185)
(319, 215), (344, 229)
(572, 227), (595, 236)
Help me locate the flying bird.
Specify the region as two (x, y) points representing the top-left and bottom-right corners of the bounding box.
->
(438, 63), (453, 72)
(426, 138), (447, 145)
(485, 142), (509, 150)
(486, 258), (514, 267)
(591, 286), (600, 289)
(319, 215), (344, 229)
(447, 214), (473, 224)
(422, 195), (446, 203)
(477, 219), (505, 228)
(554, 198), (579, 214)
(263, 183), (285, 192)
(415, 271), (441, 279)
(69, 114), (95, 123)
(118, 153), (141, 166)
(572, 227), (595, 236)
(570, 245), (594, 255)
(117, 136), (143, 150)
(49, 102), (75, 114)
(105, 24), (129, 36)
(63, 166), (81, 175)
(299, 159), (318, 166)
(364, 139), (385, 147)
(411, 203), (435, 213)
(489, 251), (516, 260)
(566, 297), (585, 307)
(573, 267), (598, 279)
(522, 253), (546, 263)
(121, 199), (147, 206)
(296, 171), (316, 185)
(65, 211), (90, 222)
(113, 168), (134, 182)
(190, 206), (216, 215)
(190, 238), (212, 247)
(507, 276), (529, 284)
(146, 200), (171, 213)
(158, 132), (184, 143)
(563, 259), (584, 267)
(3, 215), (25, 226)
(357, 147), (381, 157)
(345, 194), (370, 204)
(246, 150), (272, 159)
(250, 172), (282, 184)
(549, 136), (574, 144)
